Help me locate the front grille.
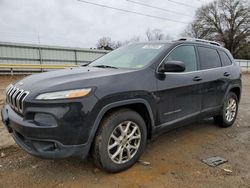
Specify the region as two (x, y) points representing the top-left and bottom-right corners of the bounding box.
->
(6, 84), (29, 113)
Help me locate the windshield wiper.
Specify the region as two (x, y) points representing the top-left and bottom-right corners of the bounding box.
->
(93, 65), (118, 69)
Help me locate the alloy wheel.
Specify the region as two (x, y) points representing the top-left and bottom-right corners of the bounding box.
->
(225, 97), (237, 122)
(107, 121), (141, 164)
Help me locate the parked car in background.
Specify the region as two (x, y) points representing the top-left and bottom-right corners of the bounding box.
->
(1, 38), (241, 172)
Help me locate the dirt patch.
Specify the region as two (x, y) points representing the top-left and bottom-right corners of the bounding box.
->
(0, 74), (250, 188)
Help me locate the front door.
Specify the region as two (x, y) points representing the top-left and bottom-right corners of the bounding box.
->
(156, 45), (202, 125)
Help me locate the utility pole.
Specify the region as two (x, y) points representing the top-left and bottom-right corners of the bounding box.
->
(37, 32), (43, 72)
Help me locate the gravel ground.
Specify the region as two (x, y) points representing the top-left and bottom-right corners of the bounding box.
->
(0, 74), (250, 188)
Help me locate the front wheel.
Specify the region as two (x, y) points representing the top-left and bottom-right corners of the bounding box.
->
(214, 92), (239, 127)
(92, 109), (147, 172)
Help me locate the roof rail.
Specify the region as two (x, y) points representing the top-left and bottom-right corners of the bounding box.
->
(176, 37), (221, 46)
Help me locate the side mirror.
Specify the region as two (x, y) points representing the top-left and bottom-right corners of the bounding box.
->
(159, 60), (185, 73)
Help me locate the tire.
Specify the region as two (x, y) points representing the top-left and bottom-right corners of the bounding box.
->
(214, 92), (239, 127)
(92, 108), (147, 173)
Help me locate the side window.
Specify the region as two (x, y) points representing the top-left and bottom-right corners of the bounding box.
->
(219, 51), (232, 66)
(198, 47), (221, 70)
(167, 45), (197, 72)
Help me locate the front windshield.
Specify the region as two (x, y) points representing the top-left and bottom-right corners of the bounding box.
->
(89, 43), (168, 69)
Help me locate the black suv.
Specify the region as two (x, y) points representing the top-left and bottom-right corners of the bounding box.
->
(1, 38), (241, 172)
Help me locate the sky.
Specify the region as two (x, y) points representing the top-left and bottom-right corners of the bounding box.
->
(0, 0), (213, 48)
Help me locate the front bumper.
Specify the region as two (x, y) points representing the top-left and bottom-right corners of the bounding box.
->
(1, 105), (91, 159)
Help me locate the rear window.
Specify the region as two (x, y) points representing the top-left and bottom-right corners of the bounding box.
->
(198, 47), (221, 70)
(219, 51), (232, 66)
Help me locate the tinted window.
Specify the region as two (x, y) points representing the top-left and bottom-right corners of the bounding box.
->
(219, 51), (232, 66)
(198, 47), (221, 70)
(167, 45), (197, 72)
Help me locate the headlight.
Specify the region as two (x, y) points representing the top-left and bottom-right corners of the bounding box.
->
(36, 88), (92, 100)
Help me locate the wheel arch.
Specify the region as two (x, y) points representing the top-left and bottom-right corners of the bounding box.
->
(86, 99), (155, 153)
(229, 87), (241, 101)
(97, 99), (154, 136)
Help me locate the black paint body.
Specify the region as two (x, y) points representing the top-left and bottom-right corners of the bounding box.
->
(1, 41), (242, 159)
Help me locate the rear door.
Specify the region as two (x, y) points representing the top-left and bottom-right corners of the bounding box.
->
(197, 46), (228, 111)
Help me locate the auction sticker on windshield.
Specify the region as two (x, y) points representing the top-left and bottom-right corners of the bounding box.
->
(142, 44), (163, 49)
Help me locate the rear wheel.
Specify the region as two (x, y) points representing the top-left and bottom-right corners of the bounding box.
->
(92, 108), (147, 172)
(214, 92), (238, 127)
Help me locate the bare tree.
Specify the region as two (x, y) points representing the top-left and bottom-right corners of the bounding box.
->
(183, 23), (213, 39)
(112, 41), (123, 49)
(122, 36), (140, 46)
(96, 37), (113, 50)
(145, 28), (153, 41)
(130, 36), (140, 42)
(183, 0), (250, 56)
(146, 28), (165, 41)
(96, 36), (141, 50)
(153, 29), (165, 40)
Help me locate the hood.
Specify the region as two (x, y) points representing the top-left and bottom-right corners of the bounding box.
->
(14, 67), (135, 94)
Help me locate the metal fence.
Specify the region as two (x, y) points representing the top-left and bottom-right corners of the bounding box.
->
(235, 59), (250, 73)
(0, 42), (109, 74)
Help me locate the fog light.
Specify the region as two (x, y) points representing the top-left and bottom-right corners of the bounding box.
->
(34, 113), (57, 127)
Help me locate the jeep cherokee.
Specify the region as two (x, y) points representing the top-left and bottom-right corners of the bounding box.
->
(1, 38), (241, 172)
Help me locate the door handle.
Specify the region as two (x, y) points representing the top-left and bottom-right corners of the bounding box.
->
(193, 76), (202, 82)
(224, 72), (230, 77)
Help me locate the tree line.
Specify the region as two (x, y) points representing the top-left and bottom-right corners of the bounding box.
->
(96, 28), (171, 50)
(96, 0), (250, 60)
